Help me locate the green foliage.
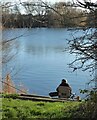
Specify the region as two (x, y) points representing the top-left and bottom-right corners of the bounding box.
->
(72, 89), (97, 119)
(2, 94), (19, 99)
(2, 98), (80, 119)
(80, 89), (89, 94)
(80, 89), (97, 100)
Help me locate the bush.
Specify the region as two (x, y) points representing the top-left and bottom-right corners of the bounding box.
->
(2, 94), (19, 99)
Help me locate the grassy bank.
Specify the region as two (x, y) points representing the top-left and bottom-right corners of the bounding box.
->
(2, 97), (81, 119)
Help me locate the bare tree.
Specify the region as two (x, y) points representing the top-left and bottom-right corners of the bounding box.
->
(68, 0), (97, 88)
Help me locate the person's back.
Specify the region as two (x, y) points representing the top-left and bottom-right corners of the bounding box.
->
(56, 79), (72, 98)
(58, 86), (71, 98)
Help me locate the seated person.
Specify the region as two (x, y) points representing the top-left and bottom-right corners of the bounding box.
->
(56, 79), (72, 98)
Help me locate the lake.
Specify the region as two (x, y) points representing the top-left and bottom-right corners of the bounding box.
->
(2, 28), (92, 98)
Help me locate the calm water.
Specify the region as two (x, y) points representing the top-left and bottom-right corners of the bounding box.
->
(3, 28), (92, 98)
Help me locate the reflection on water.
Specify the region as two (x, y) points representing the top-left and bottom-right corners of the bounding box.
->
(3, 28), (91, 97)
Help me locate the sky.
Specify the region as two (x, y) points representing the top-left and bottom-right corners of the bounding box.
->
(1, 0), (97, 3)
(43, 0), (97, 3)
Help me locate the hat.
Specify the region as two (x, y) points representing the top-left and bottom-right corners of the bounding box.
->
(62, 79), (66, 82)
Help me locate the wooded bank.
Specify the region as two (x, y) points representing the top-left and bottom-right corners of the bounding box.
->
(2, 1), (95, 28)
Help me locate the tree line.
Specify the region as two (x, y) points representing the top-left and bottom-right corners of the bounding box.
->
(1, 1), (89, 28)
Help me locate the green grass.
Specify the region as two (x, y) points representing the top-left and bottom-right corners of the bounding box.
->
(2, 97), (81, 119)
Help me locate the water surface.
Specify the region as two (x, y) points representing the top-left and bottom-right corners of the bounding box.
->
(3, 28), (91, 97)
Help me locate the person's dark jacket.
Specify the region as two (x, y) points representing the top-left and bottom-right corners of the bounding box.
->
(56, 82), (71, 92)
